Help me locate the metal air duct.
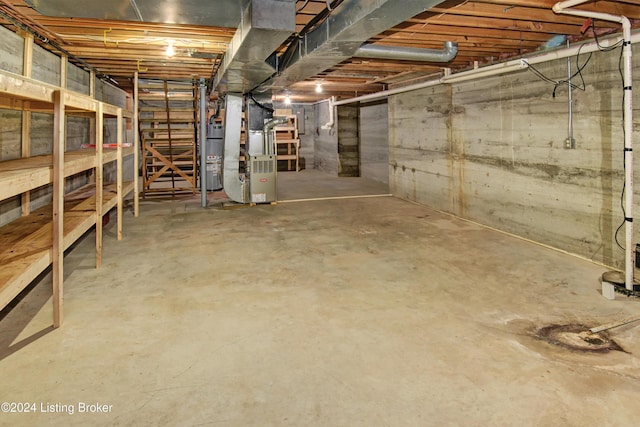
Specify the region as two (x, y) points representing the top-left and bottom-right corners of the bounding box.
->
(24, 0), (252, 27)
(354, 41), (458, 62)
(212, 0), (296, 95)
(266, 0), (444, 90)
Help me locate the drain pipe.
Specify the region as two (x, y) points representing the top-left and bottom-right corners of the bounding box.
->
(198, 79), (207, 208)
(553, 0), (634, 291)
(321, 96), (336, 129)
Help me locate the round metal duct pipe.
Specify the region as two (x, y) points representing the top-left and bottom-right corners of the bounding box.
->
(354, 41), (458, 62)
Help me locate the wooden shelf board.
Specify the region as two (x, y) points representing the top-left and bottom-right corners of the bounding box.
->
(0, 148), (136, 201)
(0, 155), (52, 201)
(0, 185), (103, 311)
(0, 69), (133, 119)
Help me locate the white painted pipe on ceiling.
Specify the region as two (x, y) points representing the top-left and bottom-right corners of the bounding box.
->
(553, 0), (634, 291)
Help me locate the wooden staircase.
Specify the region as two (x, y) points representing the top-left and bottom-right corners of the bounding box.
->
(138, 79), (198, 196)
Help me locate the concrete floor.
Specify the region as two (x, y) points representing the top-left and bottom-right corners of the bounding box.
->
(1, 170), (640, 426)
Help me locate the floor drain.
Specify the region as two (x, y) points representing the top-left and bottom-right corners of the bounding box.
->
(536, 324), (625, 353)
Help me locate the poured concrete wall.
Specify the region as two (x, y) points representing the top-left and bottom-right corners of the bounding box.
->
(0, 28), (23, 74)
(360, 101), (389, 185)
(389, 45), (639, 269)
(337, 104), (359, 177)
(67, 62), (90, 95)
(31, 43), (61, 86)
(312, 100), (388, 181)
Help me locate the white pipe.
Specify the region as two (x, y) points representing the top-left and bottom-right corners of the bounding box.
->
(332, 80), (440, 106)
(332, 31), (640, 106)
(554, 1), (634, 291)
(441, 60), (529, 84)
(333, 60), (527, 106)
(321, 95), (336, 129)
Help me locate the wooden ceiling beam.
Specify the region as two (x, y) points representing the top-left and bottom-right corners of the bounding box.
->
(385, 22), (555, 42)
(31, 17), (235, 37)
(368, 35), (540, 51)
(59, 46), (222, 58)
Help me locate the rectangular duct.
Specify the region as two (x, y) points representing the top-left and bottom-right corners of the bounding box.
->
(25, 0), (251, 27)
(267, 0), (443, 91)
(222, 94), (246, 203)
(212, 0), (295, 95)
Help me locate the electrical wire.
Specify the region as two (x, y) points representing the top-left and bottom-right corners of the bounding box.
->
(613, 44), (626, 250)
(527, 20), (627, 252)
(525, 42), (592, 98)
(297, 0), (311, 12)
(249, 92), (274, 112)
(592, 19), (624, 52)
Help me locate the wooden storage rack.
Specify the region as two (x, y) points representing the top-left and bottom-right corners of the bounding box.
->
(138, 79), (198, 195)
(0, 68), (139, 327)
(274, 113), (300, 172)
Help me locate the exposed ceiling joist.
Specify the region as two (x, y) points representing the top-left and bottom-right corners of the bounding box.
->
(1, 0), (639, 101)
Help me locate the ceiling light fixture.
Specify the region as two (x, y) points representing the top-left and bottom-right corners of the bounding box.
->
(166, 40), (175, 57)
(315, 82), (323, 93)
(284, 95), (291, 105)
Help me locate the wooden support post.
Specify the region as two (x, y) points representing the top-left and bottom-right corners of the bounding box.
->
(89, 70), (96, 151)
(23, 33), (33, 77)
(52, 90), (65, 328)
(133, 72), (140, 217)
(60, 55), (67, 88)
(117, 108), (123, 240)
(89, 70), (96, 98)
(20, 109), (32, 216)
(20, 33), (34, 217)
(95, 102), (104, 268)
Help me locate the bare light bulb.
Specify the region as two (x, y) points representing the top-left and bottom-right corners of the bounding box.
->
(166, 41), (175, 57)
(284, 95), (291, 105)
(315, 83), (322, 93)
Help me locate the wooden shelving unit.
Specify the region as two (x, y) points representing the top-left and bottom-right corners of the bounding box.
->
(138, 79), (197, 196)
(274, 112), (300, 172)
(0, 68), (138, 327)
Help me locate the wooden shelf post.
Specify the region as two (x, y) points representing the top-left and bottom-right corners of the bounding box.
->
(96, 102), (104, 268)
(52, 90), (65, 328)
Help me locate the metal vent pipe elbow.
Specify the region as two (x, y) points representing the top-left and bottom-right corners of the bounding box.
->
(263, 116), (289, 155)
